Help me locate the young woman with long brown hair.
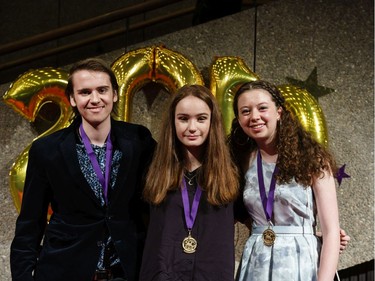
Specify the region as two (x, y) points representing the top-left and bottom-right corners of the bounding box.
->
(140, 84), (239, 281)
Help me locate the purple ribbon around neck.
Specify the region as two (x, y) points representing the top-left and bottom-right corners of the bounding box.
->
(80, 124), (113, 204)
(181, 177), (202, 230)
(257, 150), (279, 222)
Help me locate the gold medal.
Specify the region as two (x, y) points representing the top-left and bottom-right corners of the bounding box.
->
(182, 231), (197, 253)
(262, 227), (276, 246)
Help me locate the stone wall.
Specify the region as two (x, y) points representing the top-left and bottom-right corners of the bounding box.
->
(0, 0), (373, 279)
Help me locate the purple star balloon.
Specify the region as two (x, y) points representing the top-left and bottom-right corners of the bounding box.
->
(336, 164), (350, 187)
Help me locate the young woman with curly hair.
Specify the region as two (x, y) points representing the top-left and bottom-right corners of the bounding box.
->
(229, 80), (341, 281)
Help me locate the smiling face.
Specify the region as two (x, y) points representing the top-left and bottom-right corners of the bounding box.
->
(237, 88), (282, 147)
(174, 95), (211, 154)
(69, 70), (117, 128)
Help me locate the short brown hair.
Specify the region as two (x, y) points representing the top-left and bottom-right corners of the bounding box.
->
(65, 58), (119, 116)
(65, 58), (118, 99)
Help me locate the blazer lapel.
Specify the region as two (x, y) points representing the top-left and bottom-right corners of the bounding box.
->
(108, 121), (137, 205)
(59, 126), (103, 206)
(110, 136), (134, 205)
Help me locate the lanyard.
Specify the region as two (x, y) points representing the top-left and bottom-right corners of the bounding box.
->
(257, 150), (279, 221)
(181, 177), (202, 231)
(80, 124), (113, 204)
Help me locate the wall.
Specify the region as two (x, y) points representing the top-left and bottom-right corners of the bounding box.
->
(0, 0), (373, 279)
(0, 0), (197, 84)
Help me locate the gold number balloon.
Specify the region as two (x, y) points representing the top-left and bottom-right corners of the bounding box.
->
(111, 45), (204, 121)
(210, 56), (260, 133)
(209, 56), (328, 145)
(3, 47), (329, 215)
(5, 46), (204, 213)
(3, 68), (72, 214)
(278, 84), (328, 147)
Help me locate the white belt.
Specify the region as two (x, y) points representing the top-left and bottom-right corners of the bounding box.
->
(252, 225), (315, 235)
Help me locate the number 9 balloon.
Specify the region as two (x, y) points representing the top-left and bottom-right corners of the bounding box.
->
(209, 56), (328, 145)
(278, 84), (328, 147)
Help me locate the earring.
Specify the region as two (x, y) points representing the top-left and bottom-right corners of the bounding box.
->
(277, 118), (282, 127)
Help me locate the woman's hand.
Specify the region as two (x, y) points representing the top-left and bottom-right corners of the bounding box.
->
(339, 229), (350, 253)
(316, 228), (350, 253)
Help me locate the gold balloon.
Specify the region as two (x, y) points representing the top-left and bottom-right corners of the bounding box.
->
(111, 45), (204, 121)
(153, 45), (204, 88)
(111, 46), (154, 121)
(4, 49), (328, 218)
(209, 56), (260, 133)
(3, 67), (71, 215)
(278, 84), (328, 147)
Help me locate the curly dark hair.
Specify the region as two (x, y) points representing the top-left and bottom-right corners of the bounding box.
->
(228, 80), (337, 187)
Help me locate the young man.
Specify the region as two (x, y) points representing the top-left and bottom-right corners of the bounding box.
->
(10, 58), (156, 281)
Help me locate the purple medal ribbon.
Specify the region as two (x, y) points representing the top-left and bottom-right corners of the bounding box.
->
(80, 124), (113, 204)
(181, 177), (202, 231)
(257, 151), (279, 222)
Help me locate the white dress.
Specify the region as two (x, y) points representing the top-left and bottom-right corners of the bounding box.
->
(236, 154), (321, 281)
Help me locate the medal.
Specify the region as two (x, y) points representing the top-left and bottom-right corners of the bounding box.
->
(262, 227), (276, 246)
(181, 177), (202, 254)
(182, 230), (197, 253)
(257, 150), (279, 246)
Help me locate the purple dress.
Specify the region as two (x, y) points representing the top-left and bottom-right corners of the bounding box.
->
(140, 177), (235, 281)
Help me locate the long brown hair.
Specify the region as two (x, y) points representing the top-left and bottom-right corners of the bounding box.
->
(228, 80), (337, 186)
(143, 85), (239, 205)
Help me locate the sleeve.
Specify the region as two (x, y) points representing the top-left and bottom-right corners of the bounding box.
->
(138, 126), (156, 224)
(10, 141), (51, 281)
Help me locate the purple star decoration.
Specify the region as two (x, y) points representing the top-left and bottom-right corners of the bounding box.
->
(336, 164), (350, 187)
